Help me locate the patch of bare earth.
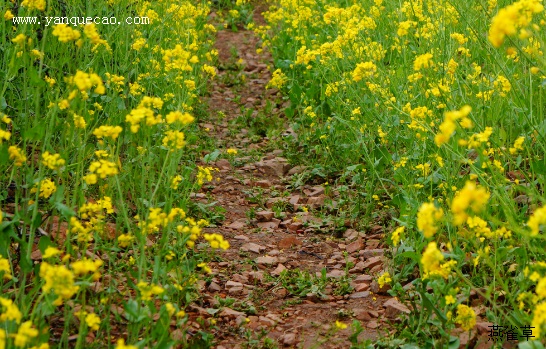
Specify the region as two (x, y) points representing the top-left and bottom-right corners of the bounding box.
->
(188, 6), (403, 349)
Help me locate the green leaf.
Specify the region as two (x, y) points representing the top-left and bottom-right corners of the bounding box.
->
(519, 341), (546, 349)
(206, 308), (220, 315)
(396, 251), (421, 263)
(0, 221), (17, 256)
(54, 202), (76, 219)
(0, 145), (9, 166)
(418, 288), (447, 323)
(32, 212), (43, 230)
(203, 149), (220, 163)
(38, 236), (53, 253)
(19, 241), (33, 273)
(448, 336), (460, 349)
(124, 299), (149, 323)
(36, 297), (56, 317)
(401, 344), (421, 349)
(24, 125), (45, 141)
(116, 97), (126, 110)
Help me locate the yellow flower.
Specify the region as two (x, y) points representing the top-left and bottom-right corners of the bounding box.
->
(93, 125), (123, 140)
(488, 0), (544, 47)
(165, 303), (175, 317)
(115, 339), (138, 349)
(536, 278), (546, 300)
(196, 166), (215, 185)
(41, 151), (65, 170)
(202, 64), (217, 77)
(8, 146), (26, 167)
(117, 234), (134, 248)
(132, 38), (147, 51)
(68, 71), (105, 95)
(421, 242), (443, 275)
(30, 178), (57, 199)
(266, 69), (287, 89)
(137, 281), (164, 301)
(454, 304), (476, 331)
(170, 175), (183, 190)
(335, 320), (347, 329)
(21, 0), (46, 11)
(203, 233), (229, 250)
(85, 160), (119, 184)
(197, 262), (212, 274)
(435, 106), (472, 146)
(4, 10), (14, 20)
(165, 111), (194, 125)
(226, 148), (238, 155)
(0, 127), (11, 143)
(40, 262), (79, 305)
(0, 255), (12, 280)
(71, 258), (103, 276)
(377, 272), (392, 288)
(13, 321), (38, 347)
(417, 203), (443, 238)
(509, 136), (525, 154)
(42, 247), (61, 259)
(52, 24), (81, 43)
(352, 62), (377, 82)
(527, 206), (546, 236)
(451, 181), (490, 225)
(73, 114), (86, 129)
(162, 130), (186, 150)
(0, 297), (22, 323)
(85, 313), (101, 331)
(532, 302), (546, 338)
(83, 23), (110, 51)
(445, 295), (456, 305)
(413, 53), (433, 71)
(420, 242), (456, 279)
(0, 329), (5, 349)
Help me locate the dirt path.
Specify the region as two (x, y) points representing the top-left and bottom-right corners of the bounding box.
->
(187, 7), (401, 349)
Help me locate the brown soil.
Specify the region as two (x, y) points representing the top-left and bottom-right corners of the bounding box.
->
(187, 6), (398, 349)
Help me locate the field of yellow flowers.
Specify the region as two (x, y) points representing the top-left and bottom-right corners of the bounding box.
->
(3, 0), (546, 348)
(0, 0), (233, 348)
(255, 0), (546, 347)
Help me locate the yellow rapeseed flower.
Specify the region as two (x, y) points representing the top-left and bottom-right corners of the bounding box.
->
(41, 151), (65, 170)
(115, 339), (138, 349)
(454, 304), (476, 331)
(0, 255), (12, 280)
(71, 258), (103, 276)
(85, 313), (101, 331)
(417, 202), (443, 238)
(40, 262), (79, 305)
(42, 247), (61, 259)
(377, 272), (392, 288)
(0, 297), (22, 323)
(532, 302), (546, 338)
(4, 10), (14, 20)
(13, 321), (38, 347)
(52, 24), (81, 43)
(528, 206), (546, 236)
(30, 178), (57, 199)
(137, 281), (164, 301)
(335, 320), (348, 329)
(93, 125), (123, 140)
(488, 0), (544, 47)
(451, 181), (490, 226)
(391, 226), (404, 246)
